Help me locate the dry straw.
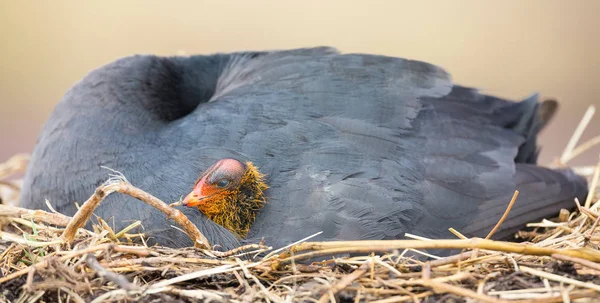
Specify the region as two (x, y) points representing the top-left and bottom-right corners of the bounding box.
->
(0, 105), (599, 302)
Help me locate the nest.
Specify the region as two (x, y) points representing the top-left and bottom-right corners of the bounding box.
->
(1, 106), (599, 303)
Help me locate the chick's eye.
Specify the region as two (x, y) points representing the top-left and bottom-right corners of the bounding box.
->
(215, 179), (231, 188)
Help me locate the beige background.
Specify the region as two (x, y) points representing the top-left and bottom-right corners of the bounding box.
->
(1, 1), (598, 167)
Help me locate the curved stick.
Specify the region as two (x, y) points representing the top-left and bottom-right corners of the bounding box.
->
(60, 173), (210, 249)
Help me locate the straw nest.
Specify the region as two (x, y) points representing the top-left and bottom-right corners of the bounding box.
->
(1, 106), (599, 303)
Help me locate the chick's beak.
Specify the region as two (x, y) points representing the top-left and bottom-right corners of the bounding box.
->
(182, 191), (203, 207)
(182, 183), (205, 207)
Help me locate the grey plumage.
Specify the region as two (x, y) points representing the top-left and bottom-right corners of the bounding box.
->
(20, 47), (588, 253)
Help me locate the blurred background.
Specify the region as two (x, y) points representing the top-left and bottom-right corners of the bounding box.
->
(1, 1), (598, 167)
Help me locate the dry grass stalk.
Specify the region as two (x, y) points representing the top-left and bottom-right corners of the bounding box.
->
(317, 259), (372, 303)
(273, 238), (600, 266)
(419, 277), (508, 303)
(85, 253), (140, 291)
(552, 253), (600, 271)
(584, 155), (600, 208)
(0, 153), (29, 179)
(0, 204), (71, 226)
(0, 243), (151, 285)
(519, 266), (600, 292)
(559, 105), (595, 165)
(566, 135), (600, 164)
(486, 190), (519, 239)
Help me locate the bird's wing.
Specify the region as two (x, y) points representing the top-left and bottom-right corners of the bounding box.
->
(216, 52), (587, 248)
(462, 164), (587, 240)
(191, 50), (456, 248)
(411, 86), (588, 241)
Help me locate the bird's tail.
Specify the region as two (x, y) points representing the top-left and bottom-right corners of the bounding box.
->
(494, 94), (559, 164)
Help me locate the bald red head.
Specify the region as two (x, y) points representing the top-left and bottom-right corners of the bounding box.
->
(183, 158), (246, 207)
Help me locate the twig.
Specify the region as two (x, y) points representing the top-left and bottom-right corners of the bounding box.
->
(149, 287), (226, 301)
(113, 221), (142, 239)
(519, 266), (600, 292)
(0, 180), (20, 205)
(428, 252), (473, 267)
(262, 231), (323, 260)
(583, 213), (600, 245)
(100, 257), (233, 268)
(448, 228), (468, 239)
(0, 153), (30, 179)
(564, 135), (600, 163)
(584, 156), (600, 208)
(60, 175), (210, 249)
(235, 257), (283, 303)
(551, 253), (600, 272)
(560, 105), (595, 164)
(208, 243), (271, 258)
(0, 180), (20, 191)
(10, 217), (63, 233)
(0, 204), (72, 226)
(421, 262), (431, 279)
(372, 278), (424, 301)
(510, 290), (600, 303)
(419, 279), (507, 303)
(150, 262), (260, 289)
(274, 238), (600, 268)
(58, 287), (86, 303)
(89, 289), (129, 303)
(317, 259), (372, 303)
(369, 291), (434, 303)
(26, 290), (46, 303)
(85, 253), (140, 291)
(486, 190), (519, 239)
(558, 209), (571, 222)
(0, 243), (150, 284)
(24, 266), (35, 291)
(578, 207), (599, 223)
(0, 231), (63, 247)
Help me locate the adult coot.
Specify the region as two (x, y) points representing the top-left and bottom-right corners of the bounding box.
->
(20, 47), (588, 251)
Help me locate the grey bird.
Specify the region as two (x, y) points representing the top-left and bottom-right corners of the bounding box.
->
(19, 47), (588, 253)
